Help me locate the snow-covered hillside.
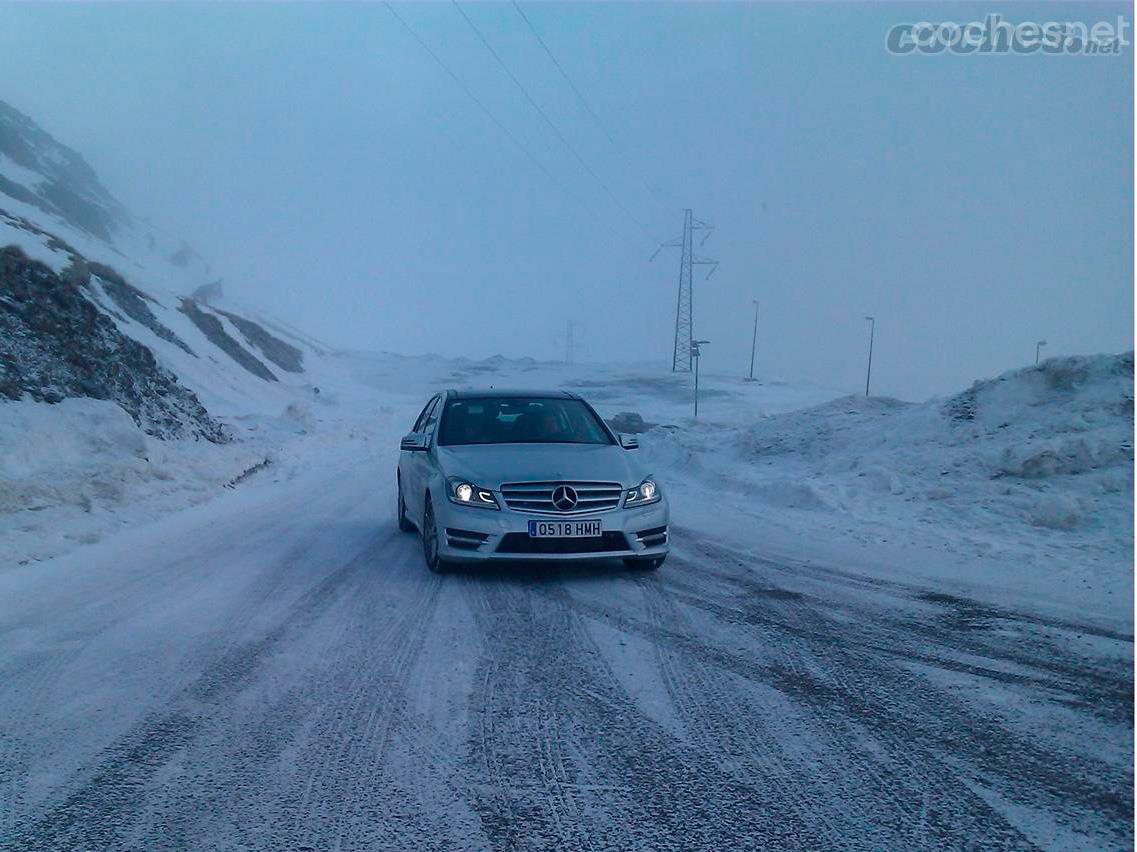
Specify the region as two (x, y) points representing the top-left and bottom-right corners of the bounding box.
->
(0, 99), (352, 560)
(0, 100), (212, 290)
(0, 99), (327, 423)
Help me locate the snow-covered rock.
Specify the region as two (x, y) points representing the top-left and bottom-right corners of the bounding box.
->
(0, 99), (323, 438)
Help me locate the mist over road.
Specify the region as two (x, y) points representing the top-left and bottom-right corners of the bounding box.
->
(0, 444), (1130, 851)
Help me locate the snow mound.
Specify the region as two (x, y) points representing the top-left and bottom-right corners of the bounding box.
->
(642, 353), (1133, 587)
(0, 397), (146, 490)
(736, 353), (1132, 503)
(0, 398), (265, 564)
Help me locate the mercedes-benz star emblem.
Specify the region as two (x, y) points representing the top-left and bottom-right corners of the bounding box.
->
(551, 484), (578, 511)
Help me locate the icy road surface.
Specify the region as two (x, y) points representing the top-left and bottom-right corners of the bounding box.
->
(0, 456), (1131, 851)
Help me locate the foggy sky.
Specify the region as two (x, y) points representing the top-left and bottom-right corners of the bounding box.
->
(1, 2), (1132, 400)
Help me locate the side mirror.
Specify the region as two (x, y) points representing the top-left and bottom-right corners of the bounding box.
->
(401, 432), (430, 452)
(618, 433), (639, 450)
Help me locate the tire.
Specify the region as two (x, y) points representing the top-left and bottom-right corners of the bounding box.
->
(421, 497), (449, 574)
(624, 555), (666, 571)
(397, 476), (414, 532)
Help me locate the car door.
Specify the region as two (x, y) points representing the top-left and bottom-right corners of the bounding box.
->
(405, 395), (440, 525)
(401, 395), (437, 524)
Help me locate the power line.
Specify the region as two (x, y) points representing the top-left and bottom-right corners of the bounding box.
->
(511, 1), (671, 210)
(383, 2), (596, 218)
(451, 0), (655, 239)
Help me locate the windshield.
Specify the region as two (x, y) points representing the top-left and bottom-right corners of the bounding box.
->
(438, 397), (613, 446)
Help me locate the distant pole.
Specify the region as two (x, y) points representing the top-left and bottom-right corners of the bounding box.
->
(565, 320), (575, 364)
(694, 351), (700, 417)
(747, 300), (759, 381)
(692, 340), (710, 417)
(1035, 340), (1047, 365)
(864, 316), (875, 397)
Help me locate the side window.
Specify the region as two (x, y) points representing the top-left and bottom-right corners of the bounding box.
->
(412, 396), (437, 433)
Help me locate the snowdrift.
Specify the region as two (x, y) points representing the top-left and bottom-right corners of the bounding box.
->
(739, 353), (1132, 528)
(0, 398), (268, 563)
(643, 353), (1133, 592)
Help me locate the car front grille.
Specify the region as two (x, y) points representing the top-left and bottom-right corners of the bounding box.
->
(496, 531), (630, 554)
(499, 481), (624, 514)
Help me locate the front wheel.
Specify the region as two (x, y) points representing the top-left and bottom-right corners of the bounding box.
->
(625, 555), (666, 571)
(421, 498), (449, 574)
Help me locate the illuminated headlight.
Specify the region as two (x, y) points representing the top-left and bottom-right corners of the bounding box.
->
(625, 477), (661, 507)
(448, 478), (499, 509)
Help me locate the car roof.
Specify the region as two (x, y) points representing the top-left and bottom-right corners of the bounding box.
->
(445, 388), (580, 401)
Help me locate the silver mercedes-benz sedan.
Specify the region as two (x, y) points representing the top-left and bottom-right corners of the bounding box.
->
(396, 389), (670, 573)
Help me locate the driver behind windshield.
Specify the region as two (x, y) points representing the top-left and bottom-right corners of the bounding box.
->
(438, 397), (611, 445)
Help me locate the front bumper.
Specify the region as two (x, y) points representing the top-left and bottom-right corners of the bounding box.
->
(434, 497), (670, 562)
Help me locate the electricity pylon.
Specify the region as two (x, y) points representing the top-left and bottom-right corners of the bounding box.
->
(651, 209), (718, 372)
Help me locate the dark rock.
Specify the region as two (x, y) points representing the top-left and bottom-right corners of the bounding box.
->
(215, 307), (303, 373)
(86, 261), (196, 357)
(178, 298), (277, 382)
(0, 247), (227, 442)
(607, 411), (656, 434)
(190, 279), (224, 303)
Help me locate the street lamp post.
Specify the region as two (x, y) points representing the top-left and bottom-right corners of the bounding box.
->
(864, 316), (875, 397)
(1036, 340), (1047, 365)
(692, 340), (710, 417)
(747, 300), (759, 381)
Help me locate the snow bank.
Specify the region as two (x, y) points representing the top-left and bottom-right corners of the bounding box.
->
(0, 398), (265, 564)
(0, 398), (147, 499)
(641, 353), (1133, 623)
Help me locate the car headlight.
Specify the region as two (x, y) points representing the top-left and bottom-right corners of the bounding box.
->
(447, 478), (499, 510)
(624, 477), (661, 507)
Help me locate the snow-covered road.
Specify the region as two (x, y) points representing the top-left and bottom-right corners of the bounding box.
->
(0, 441), (1130, 851)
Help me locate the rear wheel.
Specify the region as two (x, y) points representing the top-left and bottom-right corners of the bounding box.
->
(625, 555), (666, 571)
(422, 497), (449, 574)
(397, 476), (414, 532)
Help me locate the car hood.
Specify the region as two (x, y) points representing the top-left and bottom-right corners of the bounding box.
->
(435, 443), (647, 489)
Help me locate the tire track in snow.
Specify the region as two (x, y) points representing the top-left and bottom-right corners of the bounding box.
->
(462, 577), (601, 852)
(464, 570), (831, 850)
(634, 568), (1035, 850)
(663, 532), (1132, 847)
(0, 474), (373, 830)
(1, 528), (397, 852)
(289, 551), (445, 851)
(535, 560), (1040, 849)
(132, 537), (447, 851)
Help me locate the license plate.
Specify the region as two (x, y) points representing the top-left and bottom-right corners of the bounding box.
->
(528, 519), (602, 538)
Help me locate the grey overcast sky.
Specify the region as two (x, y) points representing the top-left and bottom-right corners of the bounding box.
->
(1, 2), (1132, 399)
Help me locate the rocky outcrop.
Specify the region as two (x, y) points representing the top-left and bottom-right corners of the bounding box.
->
(0, 247), (227, 442)
(86, 262), (196, 356)
(178, 298), (278, 382)
(215, 308), (304, 373)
